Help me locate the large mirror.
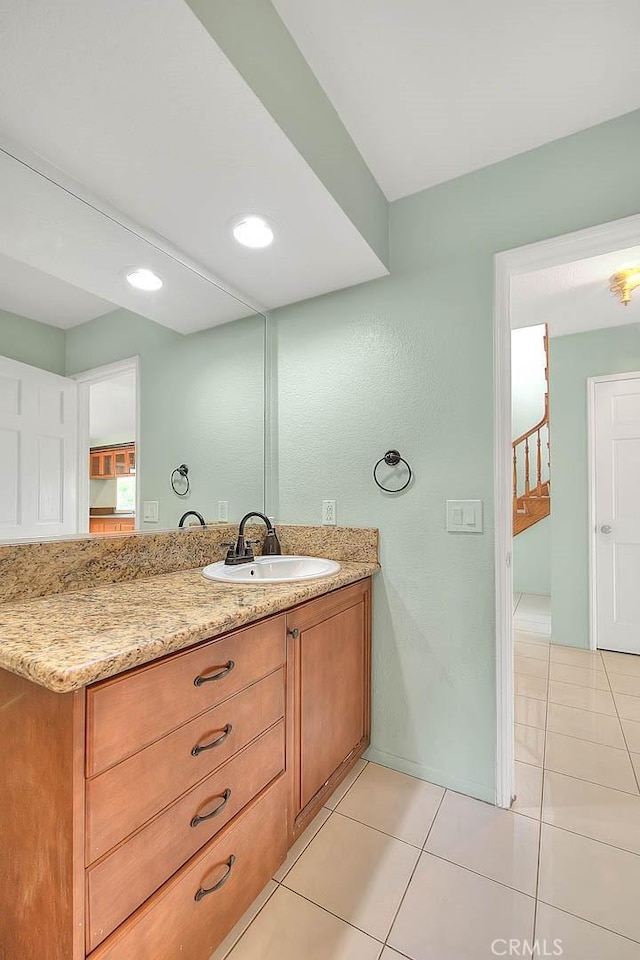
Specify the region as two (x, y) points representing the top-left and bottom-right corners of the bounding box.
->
(0, 148), (265, 542)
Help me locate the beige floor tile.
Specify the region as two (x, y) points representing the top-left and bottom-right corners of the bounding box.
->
(549, 661), (608, 690)
(548, 680), (616, 715)
(511, 762), (542, 820)
(545, 731), (638, 794)
(335, 762), (444, 847)
(539, 823), (640, 942)
(515, 655), (549, 679)
(379, 950), (406, 960)
(550, 645), (604, 669)
(546, 702), (625, 748)
(543, 770), (640, 855)
(388, 853), (534, 960)
(515, 630), (550, 648)
(535, 903), (640, 960)
(225, 886), (382, 960)
(602, 651), (640, 678)
(515, 723), (545, 766)
(631, 754), (640, 784)
(608, 673), (640, 698)
(284, 811), (419, 941)
(515, 640), (549, 661)
(515, 674), (548, 701)
(323, 758), (368, 810)
(615, 694), (640, 723)
(273, 807), (332, 881)
(515, 695), (546, 730)
(425, 790), (539, 895)
(622, 719), (640, 753)
(209, 880), (278, 960)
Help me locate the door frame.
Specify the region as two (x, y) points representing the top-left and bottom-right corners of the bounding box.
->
(587, 370), (640, 652)
(72, 356), (140, 533)
(493, 211), (640, 808)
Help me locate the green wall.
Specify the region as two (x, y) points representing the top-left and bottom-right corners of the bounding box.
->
(271, 109), (640, 802)
(550, 323), (640, 649)
(0, 308), (66, 375)
(66, 309), (265, 529)
(513, 518), (551, 595)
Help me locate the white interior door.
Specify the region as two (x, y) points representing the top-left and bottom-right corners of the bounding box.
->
(0, 355), (78, 540)
(593, 374), (640, 654)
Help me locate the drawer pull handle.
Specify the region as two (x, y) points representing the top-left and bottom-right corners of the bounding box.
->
(190, 788), (231, 827)
(191, 724), (233, 757)
(288, 628), (299, 640)
(194, 660), (235, 686)
(194, 855), (236, 901)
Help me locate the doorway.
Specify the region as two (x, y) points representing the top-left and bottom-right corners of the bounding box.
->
(493, 212), (640, 807)
(73, 357), (139, 535)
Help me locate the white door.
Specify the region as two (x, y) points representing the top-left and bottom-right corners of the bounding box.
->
(0, 356), (78, 540)
(593, 374), (640, 654)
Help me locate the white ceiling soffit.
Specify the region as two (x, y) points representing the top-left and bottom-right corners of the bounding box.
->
(0, 150), (251, 333)
(511, 245), (640, 338)
(0, 251), (113, 328)
(0, 0), (387, 326)
(273, 0), (640, 201)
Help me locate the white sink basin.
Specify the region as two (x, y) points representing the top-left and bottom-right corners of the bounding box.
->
(202, 555), (341, 584)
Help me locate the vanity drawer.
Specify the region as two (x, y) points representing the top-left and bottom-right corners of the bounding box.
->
(88, 775), (287, 960)
(87, 613), (286, 776)
(86, 668), (285, 863)
(87, 720), (285, 952)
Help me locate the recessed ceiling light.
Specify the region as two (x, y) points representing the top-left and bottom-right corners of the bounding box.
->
(125, 267), (163, 291)
(232, 215), (274, 249)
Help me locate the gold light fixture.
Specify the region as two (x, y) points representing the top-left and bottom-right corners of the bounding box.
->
(610, 267), (640, 306)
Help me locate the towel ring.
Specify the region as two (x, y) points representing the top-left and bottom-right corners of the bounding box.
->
(373, 450), (412, 493)
(171, 463), (190, 497)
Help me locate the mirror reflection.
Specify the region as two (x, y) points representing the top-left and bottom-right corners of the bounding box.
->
(0, 150), (265, 542)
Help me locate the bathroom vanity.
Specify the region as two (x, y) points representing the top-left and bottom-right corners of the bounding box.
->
(0, 564), (373, 960)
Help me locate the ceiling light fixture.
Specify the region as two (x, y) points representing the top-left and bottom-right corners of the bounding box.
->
(125, 267), (164, 292)
(232, 215), (274, 249)
(610, 267), (640, 307)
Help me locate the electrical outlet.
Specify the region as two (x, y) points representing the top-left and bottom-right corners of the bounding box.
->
(322, 499), (337, 525)
(143, 500), (159, 523)
(217, 500), (229, 522)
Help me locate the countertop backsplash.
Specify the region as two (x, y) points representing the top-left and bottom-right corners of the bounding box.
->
(0, 524), (379, 604)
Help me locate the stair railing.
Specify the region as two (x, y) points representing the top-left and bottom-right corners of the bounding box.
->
(513, 394), (550, 505)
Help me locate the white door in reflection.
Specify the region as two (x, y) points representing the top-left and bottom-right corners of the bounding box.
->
(0, 355), (78, 540)
(593, 373), (640, 654)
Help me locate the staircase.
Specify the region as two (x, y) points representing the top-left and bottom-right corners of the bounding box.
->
(513, 325), (550, 536)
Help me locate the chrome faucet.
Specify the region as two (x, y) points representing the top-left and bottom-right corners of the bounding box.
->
(178, 510), (206, 528)
(224, 512), (281, 566)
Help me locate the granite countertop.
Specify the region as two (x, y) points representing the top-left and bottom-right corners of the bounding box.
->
(0, 561), (379, 693)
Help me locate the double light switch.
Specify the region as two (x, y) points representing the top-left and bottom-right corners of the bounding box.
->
(446, 500), (483, 533)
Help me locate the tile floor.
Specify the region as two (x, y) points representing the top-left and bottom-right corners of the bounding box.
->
(212, 631), (640, 960)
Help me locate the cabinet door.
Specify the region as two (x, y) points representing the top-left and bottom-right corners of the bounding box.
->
(101, 452), (115, 478)
(90, 454), (102, 478)
(289, 581), (371, 818)
(127, 448), (136, 474)
(114, 450), (127, 475)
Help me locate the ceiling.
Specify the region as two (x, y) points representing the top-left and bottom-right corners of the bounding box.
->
(90, 373), (136, 443)
(0, 0), (387, 332)
(511, 245), (640, 337)
(273, 0), (640, 200)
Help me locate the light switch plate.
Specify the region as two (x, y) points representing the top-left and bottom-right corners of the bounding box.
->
(143, 500), (159, 523)
(446, 499), (483, 533)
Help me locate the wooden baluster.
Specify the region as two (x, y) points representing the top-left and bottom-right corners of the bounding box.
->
(513, 446), (518, 502)
(536, 429), (542, 494)
(524, 438), (530, 496)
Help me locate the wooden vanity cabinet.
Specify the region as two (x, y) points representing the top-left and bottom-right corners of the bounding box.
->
(286, 579), (372, 837)
(0, 578), (372, 960)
